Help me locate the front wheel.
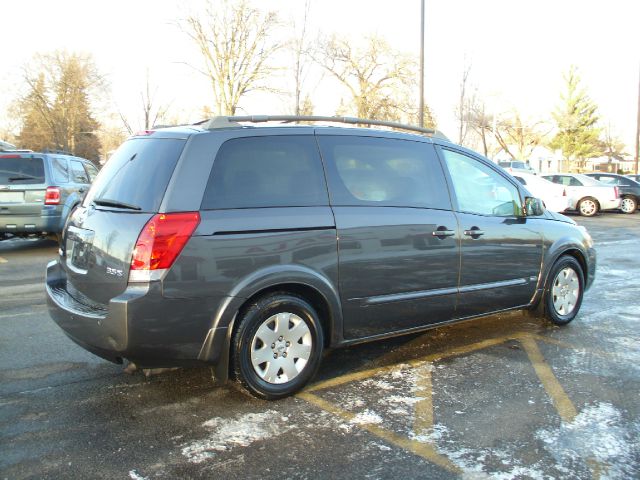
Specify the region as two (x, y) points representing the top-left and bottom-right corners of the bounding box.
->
(578, 197), (599, 217)
(620, 196), (637, 214)
(232, 293), (324, 400)
(542, 256), (585, 325)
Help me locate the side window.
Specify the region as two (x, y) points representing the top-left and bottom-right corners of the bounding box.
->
(69, 160), (89, 183)
(569, 177), (583, 187)
(597, 176), (617, 185)
(51, 158), (69, 183)
(83, 163), (99, 181)
(201, 136), (328, 209)
(440, 149), (522, 217)
(317, 136), (451, 209)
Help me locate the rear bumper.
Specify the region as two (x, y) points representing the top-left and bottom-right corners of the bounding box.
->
(45, 260), (230, 368)
(0, 209), (62, 234)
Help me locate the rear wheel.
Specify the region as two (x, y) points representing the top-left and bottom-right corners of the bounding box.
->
(620, 196), (637, 214)
(542, 256), (584, 325)
(232, 292), (324, 400)
(577, 197), (599, 217)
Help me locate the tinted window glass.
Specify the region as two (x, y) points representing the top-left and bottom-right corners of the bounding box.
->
(201, 136), (328, 209)
(441, 149), (522, 217)
(596, 176), (618, 185)
(70, 160), (89, 183)
(84, 138), (186, 212)
(51, 158), (70, 183)
(0, 157), (44, 184)
(317, 136), (450, 209)
(84, 163), (98, 181)
(514, 176), (526, 185)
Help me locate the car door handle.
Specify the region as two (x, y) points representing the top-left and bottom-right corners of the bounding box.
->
(432, 227), (455, 238)
(464, 227), (485, 237)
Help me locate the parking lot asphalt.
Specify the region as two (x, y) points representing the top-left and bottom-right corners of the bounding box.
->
(1, 213), (639, 479)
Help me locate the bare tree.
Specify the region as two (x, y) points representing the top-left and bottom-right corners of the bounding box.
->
(289, 0), (313, 115)
(455, 61), (472, 144)
(118, 69), (172, 134)
(316, 34), (434, 125)
(181, 0), (283, 115)
(493, 112), (551, 160)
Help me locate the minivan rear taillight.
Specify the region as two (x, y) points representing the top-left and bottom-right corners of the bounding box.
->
(129, 212), (200, 283)
(44, 187), (61, 205)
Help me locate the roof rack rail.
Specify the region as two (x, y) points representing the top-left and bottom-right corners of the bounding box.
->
(41, 148), (73, 155)
(201, 115), (448, 139)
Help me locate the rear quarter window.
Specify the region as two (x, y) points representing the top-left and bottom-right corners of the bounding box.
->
(84, 138), (186, 212)
(201, 135), (328, 209)
(51, 158), (70, 183)
(0, 157), (45, 184)
(317, 136), (451, 210)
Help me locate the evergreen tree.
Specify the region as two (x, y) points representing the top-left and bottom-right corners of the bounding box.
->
(17, 73), (55, 152)
(17, 52), (103, 162)
(549, 66), (601, 171)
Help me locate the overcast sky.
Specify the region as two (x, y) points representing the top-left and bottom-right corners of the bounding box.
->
(1, 0), (638, 151)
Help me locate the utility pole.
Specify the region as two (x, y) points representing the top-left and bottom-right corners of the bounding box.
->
(635, 61), (640, 174)
(419, 0), (425, 127)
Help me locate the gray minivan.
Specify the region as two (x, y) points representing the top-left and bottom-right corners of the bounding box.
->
(46, 116), (596, 399)
(0, 152), (98, 242)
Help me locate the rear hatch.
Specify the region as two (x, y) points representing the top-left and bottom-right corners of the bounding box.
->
(62, 137), (188, 306)
(0, 155), (47, 217)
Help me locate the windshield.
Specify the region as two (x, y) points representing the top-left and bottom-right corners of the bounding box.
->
(83, 138), (186, 212)
(0, 157), (45, 184)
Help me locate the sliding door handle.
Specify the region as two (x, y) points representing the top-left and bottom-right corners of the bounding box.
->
(464, 227), (485, 238)
(432, 227), (455, 238)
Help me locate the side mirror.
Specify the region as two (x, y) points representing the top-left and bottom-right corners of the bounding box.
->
(525, 196), (545, 216)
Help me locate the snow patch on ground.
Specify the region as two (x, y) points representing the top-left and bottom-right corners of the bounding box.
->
(181, 410), (294, 463)
(128, 470), (148, 480)
(536, 402), (640, 478)
(350, 409), (383, 425)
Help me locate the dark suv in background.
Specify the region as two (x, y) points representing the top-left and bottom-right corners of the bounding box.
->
(46, 116), (596, 399)
(0, 151), (98, 242)
(584, 172), (640, 214)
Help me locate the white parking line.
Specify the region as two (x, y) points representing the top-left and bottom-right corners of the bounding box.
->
(0, 256), (7, 263)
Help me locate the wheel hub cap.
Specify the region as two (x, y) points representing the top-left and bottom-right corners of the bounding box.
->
(551, 267), (580, 315)
(250, 312), (312, 384)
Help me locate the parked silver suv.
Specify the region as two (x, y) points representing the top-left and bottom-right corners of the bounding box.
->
(46, 116), (596, 399)
(0, 151), (98, 242)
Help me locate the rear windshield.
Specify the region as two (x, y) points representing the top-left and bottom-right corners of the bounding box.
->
(511, 161), (526, 169)
(83, 138), (186, 212)
(0, 157), (45, 184)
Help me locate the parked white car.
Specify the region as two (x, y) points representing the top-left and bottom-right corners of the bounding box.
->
(512, 172), (570, 212)
(542, 173), (621, 216)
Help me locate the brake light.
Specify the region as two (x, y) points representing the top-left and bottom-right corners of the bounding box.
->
(44, 186), (61, 205)
(129, 212), (200, 282)
(562, 188), (567, 197)
(614, 186), (619, 198)
(133, 130), (155, 136)
(0, 154), (21, 158)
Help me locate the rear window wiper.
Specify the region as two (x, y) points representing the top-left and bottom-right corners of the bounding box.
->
(9, 175), (39, 182)
(93, 198), (142, 211)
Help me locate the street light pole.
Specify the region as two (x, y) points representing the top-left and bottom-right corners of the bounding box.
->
(419, 0), (425, 128)
(635, 61), (640, 175)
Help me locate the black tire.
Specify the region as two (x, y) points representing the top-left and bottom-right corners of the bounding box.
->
(577, 197), (599, 217)
(620, 196), (637, 214)
(542, 256), (585, 326)
(231, 292), (324, 400)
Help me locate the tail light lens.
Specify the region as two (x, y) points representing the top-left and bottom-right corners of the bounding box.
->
(562, 188), (567, 196)
(614, 187), (619, 198)
(44, 186), (61, 205)
(129, 212), (200, 282)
